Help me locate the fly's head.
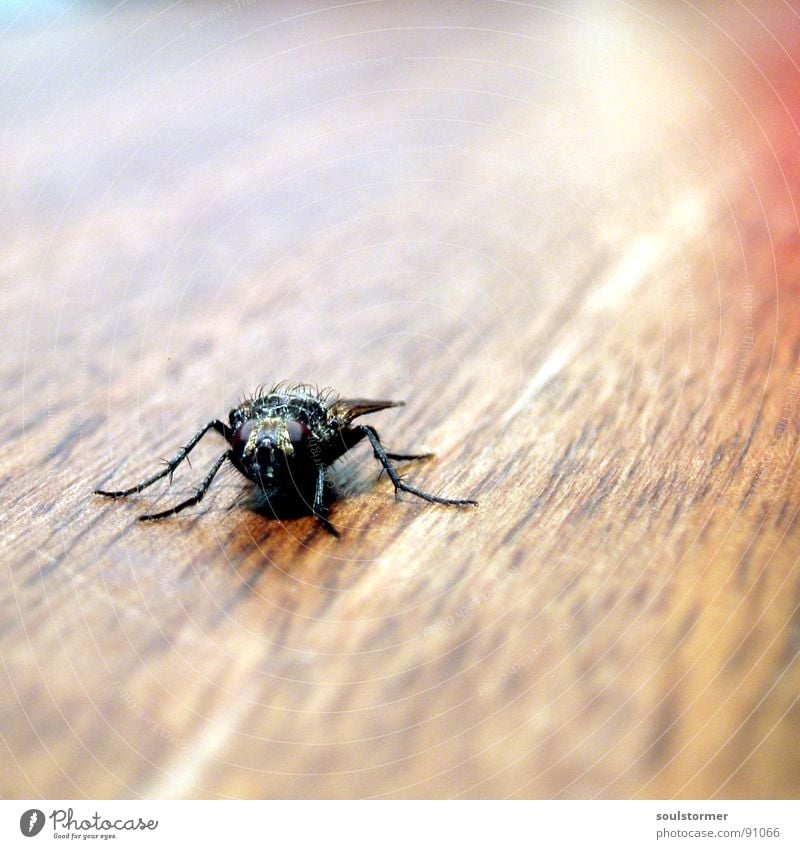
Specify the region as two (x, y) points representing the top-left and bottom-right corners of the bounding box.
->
(230, 415), (315, 488)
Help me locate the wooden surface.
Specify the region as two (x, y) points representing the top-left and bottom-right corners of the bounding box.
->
(3, 1), (800, 799)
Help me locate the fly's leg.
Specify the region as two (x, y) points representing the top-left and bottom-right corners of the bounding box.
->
(94, 420), (231, 497)
(383, 450), (434, 461)
(138, 452), (229, 521)
(363, 426), (434, 480)
(357, 426), (478, 507)
(313, 466), (339, 537)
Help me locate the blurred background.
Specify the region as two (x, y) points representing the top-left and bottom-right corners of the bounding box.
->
(2, 1), (800, 799)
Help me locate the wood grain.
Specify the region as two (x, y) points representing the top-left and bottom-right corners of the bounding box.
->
(2, 1), (800, 799)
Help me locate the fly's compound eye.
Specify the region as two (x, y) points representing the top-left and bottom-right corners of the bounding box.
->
(286, 419), (311, 445)
(231, 420), (255, 457)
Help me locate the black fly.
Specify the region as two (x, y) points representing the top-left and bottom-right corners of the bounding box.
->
(94, 383), (477, 535)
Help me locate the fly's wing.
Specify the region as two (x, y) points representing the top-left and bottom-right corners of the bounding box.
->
(327, 398), (405, 424)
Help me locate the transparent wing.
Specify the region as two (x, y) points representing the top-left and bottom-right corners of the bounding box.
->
(328, 398), (405, 424)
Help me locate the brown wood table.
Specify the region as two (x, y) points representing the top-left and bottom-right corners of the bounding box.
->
(2, 1), (800, 799)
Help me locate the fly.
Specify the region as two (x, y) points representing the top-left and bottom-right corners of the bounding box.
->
(94, 383), (478, 535)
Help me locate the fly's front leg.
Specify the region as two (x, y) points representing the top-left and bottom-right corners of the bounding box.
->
(138, 451), (230, 522)
(357, 426), (477, 507)
(94, 419), (231, 498)
(313, 466), (339, 537)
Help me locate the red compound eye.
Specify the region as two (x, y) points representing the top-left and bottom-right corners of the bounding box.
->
(286, 419), (311, 444)
(231, 420), (255, 456)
